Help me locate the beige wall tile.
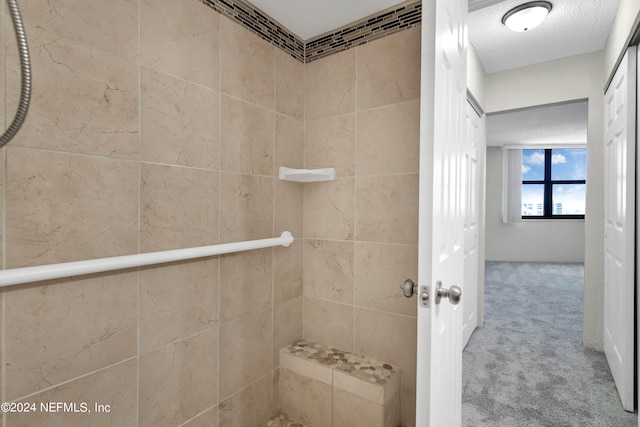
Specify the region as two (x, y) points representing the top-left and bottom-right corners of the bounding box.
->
(221, 95), (275, 176)
(220, 173), (274, 243)
(355, 175), (419, 244)
(303, 297), (354, 351)
(139, 258), (219, 354)
(280, 367), (332, 427)
(275, 114), (304, 171)
(275, 180), (303, 238)
(355, 242), (417, 317)
(0, 7), (4, 133)
(220, 248), (273, 324)
(10, 359), (137, 427)
(305, 49), (356, 120)
(272, 367), (280, 415)
(401, 386), (416, 427)
(303, 179), (355, 240)
(275, 115), (304, 237)
(183, 406), (218, 427)
(140, 67), (220, 169)
(276, 49), (304, 120)
(304, 239), (354, 304)
(333, 388), (384, 427)
(219, 309), (273, 400)
(5, 271), (137, 400)
(273, 296), (303, 367)
(354, 308), (417, 391)
(17, 0), (138, 61)
(141, 0), (220, 89)
(6, 38), (139, 159)
(305, 114), (356, 178)
(0, 293), (2, 397)
(140, 163), (219, 252)
(6, 148), (138, 268)
(0, 148), (5, 267)
(357, 27), (421, 110)
(218, 372), (274, 427)
(274, 240), (303, 304)
(221, 17), (275, 109)
(356, 100), (420, 176)
(139, 329), (219, 427)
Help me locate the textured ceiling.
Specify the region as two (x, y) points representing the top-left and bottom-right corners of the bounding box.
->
(486, 101), (588, 147)
(469, 0), (620, 73)
(468, 0), (506, 12)
(246, 0), (407, 40)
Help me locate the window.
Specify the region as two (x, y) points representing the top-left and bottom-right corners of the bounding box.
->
(522, 148), (586, 219)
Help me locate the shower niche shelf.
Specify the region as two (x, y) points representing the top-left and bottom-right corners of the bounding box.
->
(278, 166), (335, 183)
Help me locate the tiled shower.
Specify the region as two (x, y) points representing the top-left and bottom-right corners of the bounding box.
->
(0, 0), (421, 425)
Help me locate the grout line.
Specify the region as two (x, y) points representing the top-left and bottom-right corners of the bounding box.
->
(301, 53), (306, 344)
(1, 4), (6, 411)
(136, 1), (142, 424)
(216, 14), (223, 423)
(353, 45), (358, 354)
(271, 45), (277, 384)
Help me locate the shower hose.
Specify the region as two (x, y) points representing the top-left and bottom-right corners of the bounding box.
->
(0, 0), (30, 148)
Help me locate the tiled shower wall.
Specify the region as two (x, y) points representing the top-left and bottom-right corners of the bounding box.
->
(302, 28), (421, 426)
(0, 0), (420, 426)
(1, 0), (303, 425)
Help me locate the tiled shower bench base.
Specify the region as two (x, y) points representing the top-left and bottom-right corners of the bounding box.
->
(278, 339), (401, 427)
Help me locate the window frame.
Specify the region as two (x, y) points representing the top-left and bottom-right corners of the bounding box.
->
(522, 148), (586, 220)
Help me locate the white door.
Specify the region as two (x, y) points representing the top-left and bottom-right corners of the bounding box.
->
(416, 0), (467, 424)
(604, 46), (636, 412)
(462, 101), (481, 347)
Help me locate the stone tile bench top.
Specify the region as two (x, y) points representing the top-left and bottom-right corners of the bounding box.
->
(264, 413), (307, 427)
(280, 339), (400, 405)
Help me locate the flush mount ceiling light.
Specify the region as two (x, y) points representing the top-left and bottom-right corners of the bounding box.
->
(502, 1), (552, 32)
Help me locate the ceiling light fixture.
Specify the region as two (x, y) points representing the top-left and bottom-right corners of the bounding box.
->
(502, 1), (552, 32)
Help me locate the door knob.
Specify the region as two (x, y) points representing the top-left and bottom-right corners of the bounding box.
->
(435, 281), (462, 305)
(401, 279), (417, 298)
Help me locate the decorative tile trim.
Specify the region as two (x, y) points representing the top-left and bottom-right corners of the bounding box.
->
(305, 1), (422, 63)
(199, 0), (305, 62)
(199, 0), (422, 63)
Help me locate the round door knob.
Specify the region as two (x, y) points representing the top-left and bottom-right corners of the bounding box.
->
(401, 279), (417, 298)
(447, 285), (462, 305)
(435, 281), (462, 305)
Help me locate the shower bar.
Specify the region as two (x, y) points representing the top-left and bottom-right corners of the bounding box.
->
(0, 231), (294, 288)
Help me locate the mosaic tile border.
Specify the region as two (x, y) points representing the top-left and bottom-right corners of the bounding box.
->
(200, 0), (305, 62)
(305, 1), (422, 63)
(199, 0), (422, 63)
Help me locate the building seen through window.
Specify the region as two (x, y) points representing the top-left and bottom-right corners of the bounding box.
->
(522, 148), (586, 218)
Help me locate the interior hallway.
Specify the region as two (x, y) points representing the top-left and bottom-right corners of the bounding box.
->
(462, 261), (637, 426)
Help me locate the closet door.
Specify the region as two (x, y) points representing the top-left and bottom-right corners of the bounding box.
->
(463, 100), (481, 347)
(603, 46), (636, 412)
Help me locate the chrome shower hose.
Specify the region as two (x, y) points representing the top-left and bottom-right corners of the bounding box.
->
(0, 0), (31, 148)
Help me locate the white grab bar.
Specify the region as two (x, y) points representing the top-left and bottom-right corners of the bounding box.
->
(0, 231), (294, 288)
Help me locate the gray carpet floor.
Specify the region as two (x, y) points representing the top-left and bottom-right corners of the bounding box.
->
(462, 261), (637, 427)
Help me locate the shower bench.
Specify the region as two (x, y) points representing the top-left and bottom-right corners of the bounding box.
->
(278, 339), (401, 427)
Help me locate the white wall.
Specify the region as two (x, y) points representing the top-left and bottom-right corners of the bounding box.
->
(467, 43), (486, 109)
(604, 0), (640, 86)
(485, 51), (604, 349)
(485, 147), (585, 262)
